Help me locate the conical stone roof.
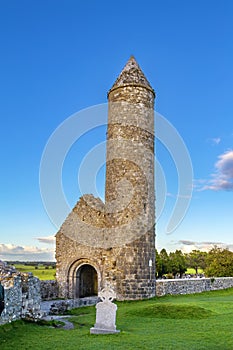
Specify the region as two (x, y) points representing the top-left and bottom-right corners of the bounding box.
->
(108, 56), (155, 96)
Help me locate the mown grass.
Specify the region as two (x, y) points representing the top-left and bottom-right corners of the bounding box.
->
(1, 288), (233, 350)
(186, 267), (204, 275)
(13, 264), (55, 280)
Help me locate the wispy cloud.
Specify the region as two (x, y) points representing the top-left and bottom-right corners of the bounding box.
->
(179, 240), (196, 246)
(196, 150), (233, 191)
(0, 243), (55, 261)
(177, 240), (233, 253)
(207, 137), (221, 146)
(36, 235), (55, 244)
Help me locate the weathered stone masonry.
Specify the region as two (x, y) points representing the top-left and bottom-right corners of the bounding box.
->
(156, 277), (233, 296)
(39, 277), (233, 300)
(56, 57), (156, 300)
(40, 280), (59, 300)
(0, 261), (41, 325)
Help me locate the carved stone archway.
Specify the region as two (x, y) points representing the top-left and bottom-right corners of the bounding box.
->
(67, 259), (101, 299)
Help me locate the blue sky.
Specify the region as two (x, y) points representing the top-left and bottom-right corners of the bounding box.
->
(0, 0), (233, 261)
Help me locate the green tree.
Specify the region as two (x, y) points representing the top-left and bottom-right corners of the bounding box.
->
(205, 247), (233, 277)
(169, 250), (187, 277)
(156, 249), (170, 278)
(155, 249), (162, 278)
(186, 250), (207, 275)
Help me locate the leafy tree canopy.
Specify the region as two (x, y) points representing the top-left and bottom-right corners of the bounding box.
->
(205, 247), (233, 277)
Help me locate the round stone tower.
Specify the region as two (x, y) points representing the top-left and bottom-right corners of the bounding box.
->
(104, 56), (156, 299)
(56, 56), (156, 300)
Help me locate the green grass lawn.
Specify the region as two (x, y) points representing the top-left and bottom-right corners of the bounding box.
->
(1, 288), (233, 349)
(13, 264), (56, 280)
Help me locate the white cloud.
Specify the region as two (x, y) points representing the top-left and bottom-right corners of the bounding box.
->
(216, 150), (233, 177)
(0, 243), (55, 261)
(36, 235), (55, 244)
(197, 150), (233, 191)
(177, 240), (233, 253)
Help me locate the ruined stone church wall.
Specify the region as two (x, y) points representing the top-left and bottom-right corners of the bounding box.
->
(40, 280), (59, 300)
(0, 261), (41, 325)
(56, 231), (105, 298)
(56, 228), (155, 300)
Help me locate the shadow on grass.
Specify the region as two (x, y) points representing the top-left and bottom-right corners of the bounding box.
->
(128, 303), (215, 319)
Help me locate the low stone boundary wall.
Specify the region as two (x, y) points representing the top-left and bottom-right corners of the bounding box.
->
(47, 296), (99, 315)
(156, 277), (233, 297)
(0, 274), (41, 325)
(40, 277), (233, 301)
(40, 280), (59, 300)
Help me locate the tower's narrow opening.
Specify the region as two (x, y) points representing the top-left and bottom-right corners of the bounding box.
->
(76, 264), (98, 298)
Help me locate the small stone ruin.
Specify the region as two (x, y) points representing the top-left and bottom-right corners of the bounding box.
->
(0, 260), (42, 325)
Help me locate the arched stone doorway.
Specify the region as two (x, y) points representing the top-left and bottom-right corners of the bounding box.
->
(76, 264), (98, 298)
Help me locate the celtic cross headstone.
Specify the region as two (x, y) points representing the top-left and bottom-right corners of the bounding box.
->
(90, 286), (120, 334)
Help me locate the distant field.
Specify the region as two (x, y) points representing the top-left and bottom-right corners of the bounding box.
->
(186, 268), (204, 275)
(1, 288), (233, 349)
(10, 264), (202, 280)
(12, 263), (56, 280)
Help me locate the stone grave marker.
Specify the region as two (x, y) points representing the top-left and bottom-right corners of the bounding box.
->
(90, 286), (120, 334)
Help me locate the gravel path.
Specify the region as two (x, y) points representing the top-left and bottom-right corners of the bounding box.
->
(42, 315), (75, 330)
